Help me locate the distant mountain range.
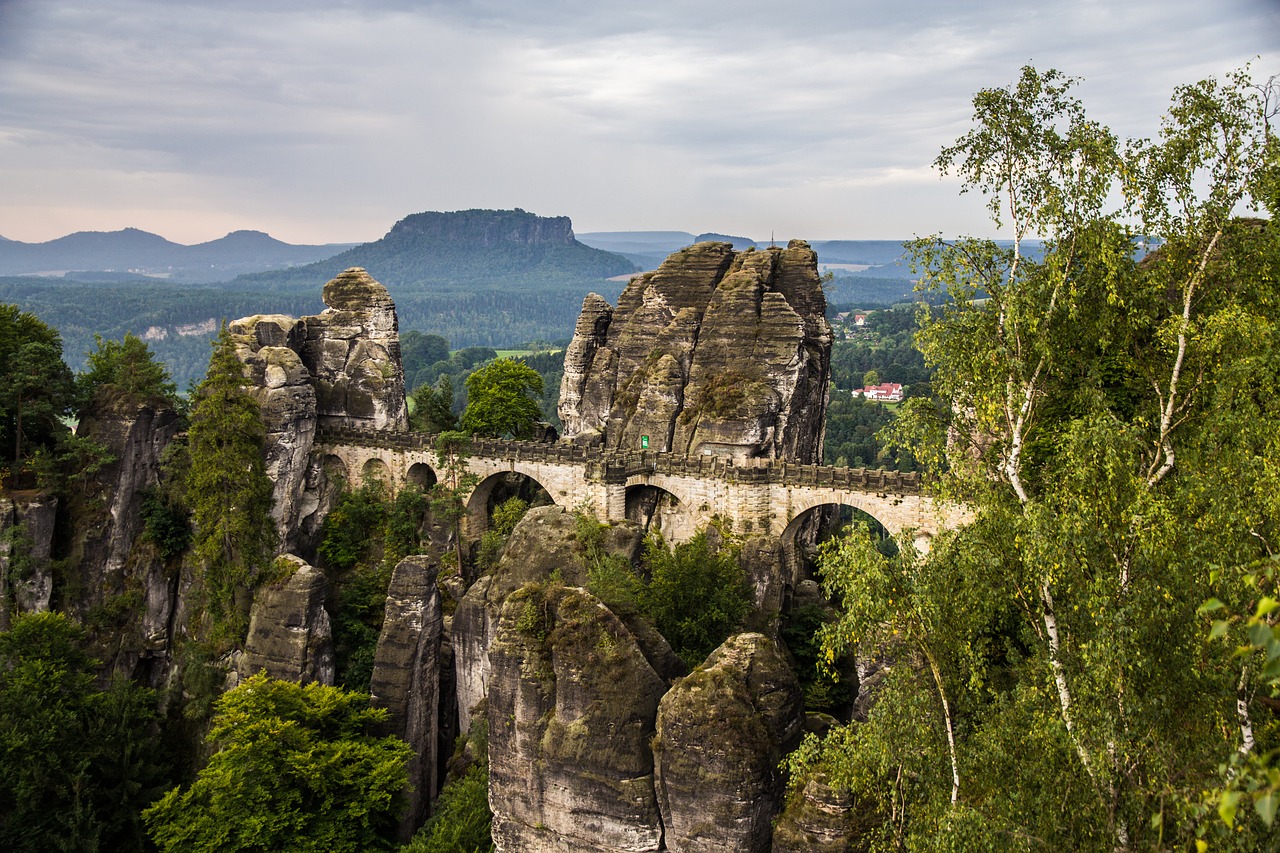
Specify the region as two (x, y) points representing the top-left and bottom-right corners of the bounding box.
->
(0, 228), (356, 282)
(0, 210), (965, 388)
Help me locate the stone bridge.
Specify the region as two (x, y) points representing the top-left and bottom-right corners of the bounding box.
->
(315, 427), (968, 548)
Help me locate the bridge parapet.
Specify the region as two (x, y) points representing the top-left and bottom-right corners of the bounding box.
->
(315, 426), (922, 496)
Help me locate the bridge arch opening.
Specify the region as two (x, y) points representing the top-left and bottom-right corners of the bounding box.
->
(780, 502), (898, 610)
(467, 471), (554, 535)
(320, 453), (350, 485)
(361, 457), (392, 486)
(625, 484), (694, 542)
(406, 462), (437, 490)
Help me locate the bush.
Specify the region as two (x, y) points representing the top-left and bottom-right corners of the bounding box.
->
(143, 674), (411, 853)
(639, 531), (752, 667)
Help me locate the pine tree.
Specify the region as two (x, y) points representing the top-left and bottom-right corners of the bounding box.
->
(185, 327), (276, 640)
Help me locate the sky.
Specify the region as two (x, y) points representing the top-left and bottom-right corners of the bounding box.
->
(0, 0), (1277, 246)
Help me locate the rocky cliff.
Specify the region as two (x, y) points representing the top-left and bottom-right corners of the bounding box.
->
(228, 266), (408, 552)
(558, 240), (832, 463)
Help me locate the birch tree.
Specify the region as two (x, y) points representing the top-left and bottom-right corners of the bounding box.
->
(787, 66), (1280, 850)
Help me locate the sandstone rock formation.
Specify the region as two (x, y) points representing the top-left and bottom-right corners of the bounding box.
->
(451, 506), (665, 732)
(52, 394), (184, 682)
(653, 632), (803, 852)
(369, 554), (443, 841)
(239, 554), (335, 685)
(558, 241), (831, 463)
(228, 267), (409, 552)
(771, 772), (873, 853)
(0, 494), (57, 630)
(487, 583), (667, 852)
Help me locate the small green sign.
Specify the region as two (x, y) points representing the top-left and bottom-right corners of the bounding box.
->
(641, 435), (649, 449)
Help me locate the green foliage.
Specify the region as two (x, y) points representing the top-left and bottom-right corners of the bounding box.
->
(75, 331), (179, 415)
(460, 358), (544, 439)
(431, 431), (479, 576)
(409, 375), (458, 433)
(318, 481), (428, 691)
(143, 673), (411, 853)
(140, 487), (192, 561)
(639, 531), (752, 667)
(823, 392), (896, 468)
(0, 612), (171, 853)
(578, 511), (645, 616)
(829, 306), (930, 389)
(791, 66), (1280, 850)
(406, 719), (494, 853)
(779, 603), (850, 713)
(0, 304), (73, 473)
(490, 496), (529, 537)
(185, 327), (276, 640)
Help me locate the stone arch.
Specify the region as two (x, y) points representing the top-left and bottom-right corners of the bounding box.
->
(624, 484), (695, 542)
(780, 493), (899, 544)
(406, 461), (437, 489)
(778, 499), (898, 613)
(320, 453), (350, 485)
(466, 470), (555, 536)
(361, 457), (392, 486)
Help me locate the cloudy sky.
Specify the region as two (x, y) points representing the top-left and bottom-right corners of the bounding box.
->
(0, 0), (1276, 245)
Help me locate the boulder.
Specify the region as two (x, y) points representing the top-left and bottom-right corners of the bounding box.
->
(452, 506), (662, 732)
(654, 632), (804, 852)
(239, 555), (335, 685)
(369, 554), (444, 841)
(770, 771), (872, 853)
(488, 583), (667, 852)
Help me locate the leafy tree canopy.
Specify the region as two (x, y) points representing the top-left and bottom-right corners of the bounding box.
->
(143, 672), (412, 853)
(75, 332), (179, 415)
(460, 357), (544, 439)
(184, 327), (276, 640)
(786, 65), (1280, 850)
(0, 304), (72, 471)
(0, 612), (170, 853)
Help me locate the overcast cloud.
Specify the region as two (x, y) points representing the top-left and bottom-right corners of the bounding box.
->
(0, 0), (1276, 244)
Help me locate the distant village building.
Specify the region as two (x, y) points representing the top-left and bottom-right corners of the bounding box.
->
(853, 313), (868, 326)
(855, 382), (904, 402)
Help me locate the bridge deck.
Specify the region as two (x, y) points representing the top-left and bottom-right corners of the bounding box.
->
(316, 426), (922, 496)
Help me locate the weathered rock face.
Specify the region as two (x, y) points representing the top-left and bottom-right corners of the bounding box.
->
(488, 583), (667, 853)
(239, 555), (335, 685)
(303, 267), (408, 432)
(369, 554), (443, 842)
(771, 771), (874, 853)
(452, 506), (655, 732)
(0, 494), (57, 630)
(559, 241), (831, 463)
(653, 632), (804, 852)
(228, 267), (408, 553)
(228, 315), (317, 547)
(56, 396), (183, 681)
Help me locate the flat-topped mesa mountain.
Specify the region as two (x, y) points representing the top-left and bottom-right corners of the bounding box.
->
(559, 240), (833, 464)
(235, 208), (637, 291)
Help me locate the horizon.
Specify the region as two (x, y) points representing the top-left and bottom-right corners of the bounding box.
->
(1, 1), (1275, 246)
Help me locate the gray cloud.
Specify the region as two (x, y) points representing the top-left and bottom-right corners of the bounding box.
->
(0, 0), (1276, 243)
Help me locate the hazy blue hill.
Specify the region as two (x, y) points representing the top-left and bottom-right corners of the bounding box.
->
(810, 240), (911, 265)
(0, 227), (352, 281)
(694, 232), (757, 249)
